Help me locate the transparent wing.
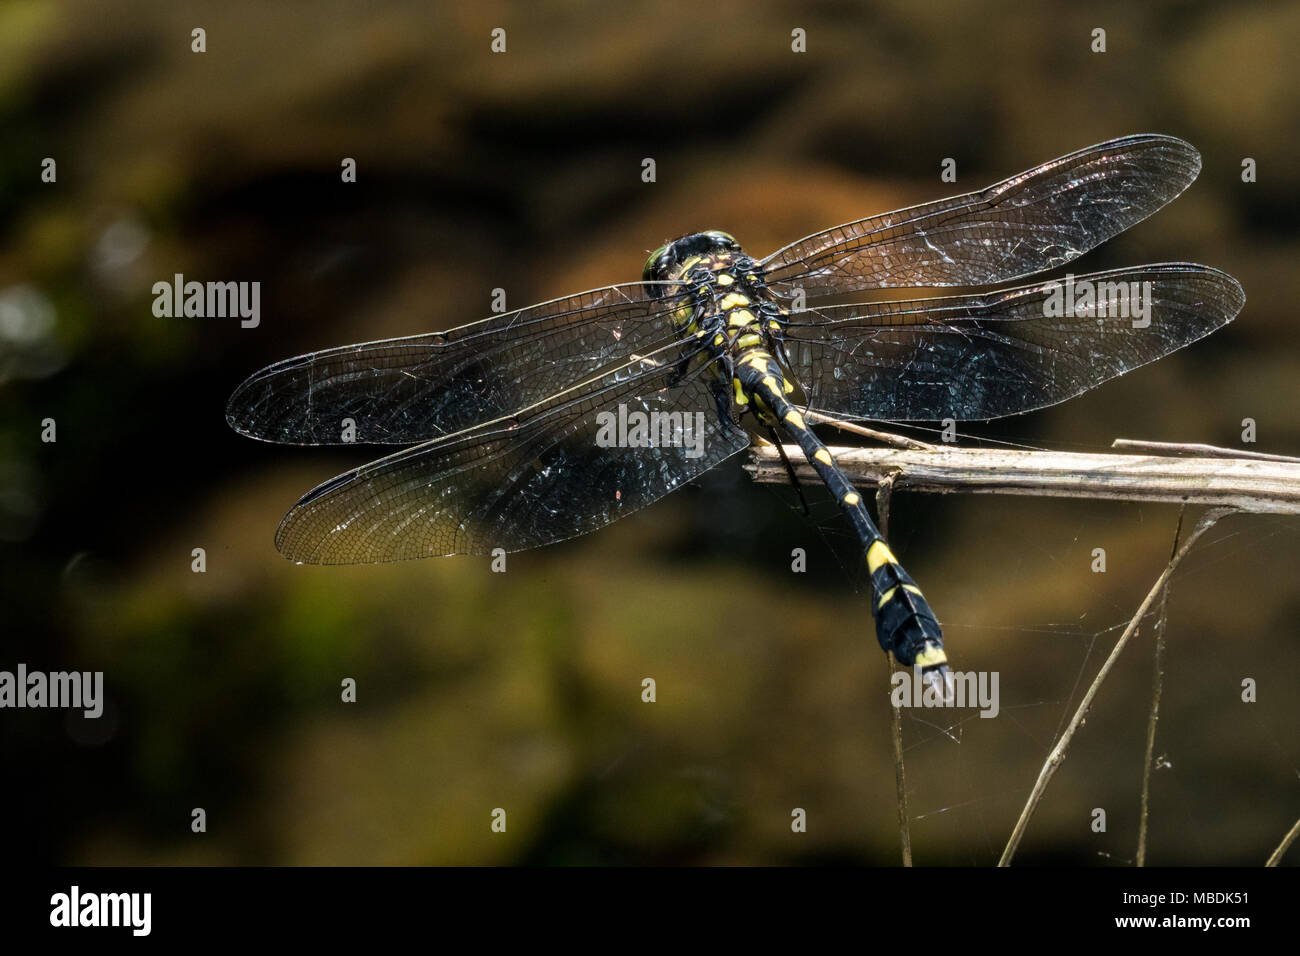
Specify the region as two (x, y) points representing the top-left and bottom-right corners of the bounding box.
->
(273, 344), (749, 563)
(761, 134), (1202, 296)
(226, 282), (692, 444)
(782, 264), (1244, 421)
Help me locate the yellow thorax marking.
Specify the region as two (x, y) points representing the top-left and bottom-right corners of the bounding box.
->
(716, 273), (734, 286)
(718, 292), (751, 310)
(727, 308), (756, 328)
(736, 334), (761, 348)
(866, 540), (898, 573)
(732, 378), (748, 405)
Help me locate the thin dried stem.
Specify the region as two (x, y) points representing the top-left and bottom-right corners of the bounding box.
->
(1266, 816), (1300, 866)
(874, 475), (912, 866)
(888, 653), (912, 867)
(803, 411), (936, 451)
(1112, 439), (1300, 464)
(998, 508), (1231, 867)
(749, 444), (1300, 514)
(875, 473), (896, 545)
(1137, 511), (1184, 866)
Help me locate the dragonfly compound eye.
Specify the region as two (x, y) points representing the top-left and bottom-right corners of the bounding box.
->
(642, 243), (671, 282)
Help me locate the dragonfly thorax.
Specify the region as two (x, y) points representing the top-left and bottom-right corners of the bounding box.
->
(642, 231), (778, 352)
(643, 238), (794, 418)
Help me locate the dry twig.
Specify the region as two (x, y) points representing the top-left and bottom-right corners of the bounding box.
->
(997, 509), (1231, 866)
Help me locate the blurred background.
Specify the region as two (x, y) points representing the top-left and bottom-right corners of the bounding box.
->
(1, 0), (1297, 865)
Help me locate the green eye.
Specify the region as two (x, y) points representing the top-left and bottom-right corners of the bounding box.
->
(706, 230), (737, 245)
(642, 243), (670, 281)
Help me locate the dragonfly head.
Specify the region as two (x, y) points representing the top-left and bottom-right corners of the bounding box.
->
(642, 230), (741, 283)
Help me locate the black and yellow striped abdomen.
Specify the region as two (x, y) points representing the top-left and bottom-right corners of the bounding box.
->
(734, 348), (948, 674)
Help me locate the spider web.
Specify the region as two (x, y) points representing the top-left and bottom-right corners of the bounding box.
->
(754, 417), (1300, 866)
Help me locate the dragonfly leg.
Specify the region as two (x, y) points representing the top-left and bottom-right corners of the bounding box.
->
(768, 426), (811, 517)
(708, 368), (747, 441)
(758, 300), (792, 367)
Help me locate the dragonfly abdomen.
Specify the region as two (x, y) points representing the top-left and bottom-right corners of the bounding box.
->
(737, 353), (949, 678)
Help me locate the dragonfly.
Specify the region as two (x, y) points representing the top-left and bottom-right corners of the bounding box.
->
(226, 134), (1245, 689)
